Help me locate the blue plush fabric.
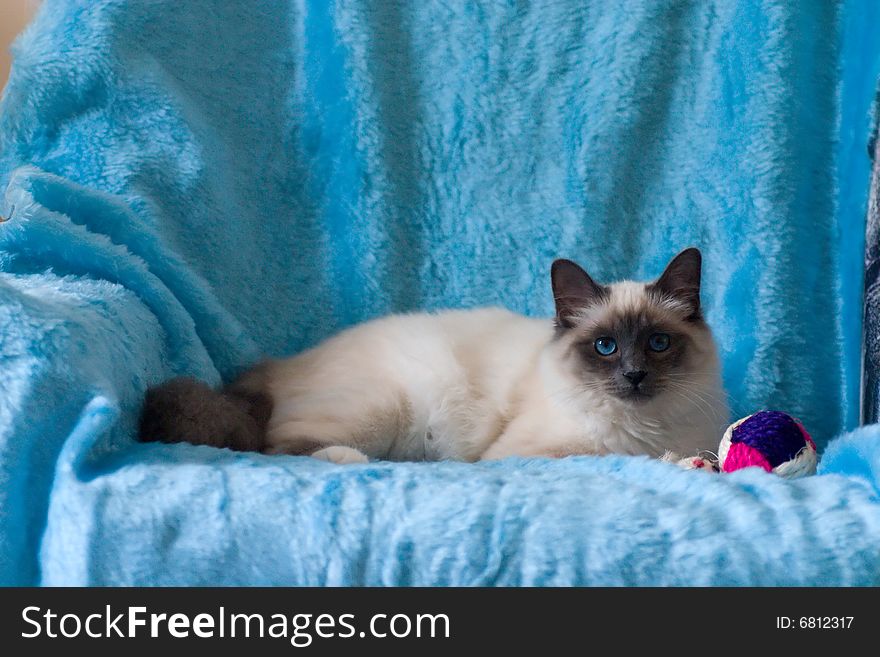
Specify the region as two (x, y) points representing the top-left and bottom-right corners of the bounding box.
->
(1, 0), (879, 585)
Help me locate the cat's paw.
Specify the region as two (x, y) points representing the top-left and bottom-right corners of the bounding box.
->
(668, 451), (720, 472)
(310, 445), (370, 465)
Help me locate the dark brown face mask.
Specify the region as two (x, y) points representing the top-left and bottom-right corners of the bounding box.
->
(550, 248), (705, 402)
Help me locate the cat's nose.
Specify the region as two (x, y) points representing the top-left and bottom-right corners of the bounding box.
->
(623, 370), (647, 386)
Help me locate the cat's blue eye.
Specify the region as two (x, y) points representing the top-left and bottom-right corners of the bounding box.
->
(648, 333), (670, 352)
(594, 336), (618, 356)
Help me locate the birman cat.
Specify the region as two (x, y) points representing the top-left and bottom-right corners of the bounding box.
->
(140, 248), (729, 463)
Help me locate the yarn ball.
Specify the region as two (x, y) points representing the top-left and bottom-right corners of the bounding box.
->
(718, 411), (817, 479)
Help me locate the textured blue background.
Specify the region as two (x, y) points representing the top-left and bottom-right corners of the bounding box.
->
(1, 0), (879, 585)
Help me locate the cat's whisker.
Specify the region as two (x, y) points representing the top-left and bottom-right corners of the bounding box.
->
(663, 373), (743, 407)
(673, 387), (732, 416)
(664, 389), (717, 428)
(661, 375), (732, 405)
(662, 381), (724, 426)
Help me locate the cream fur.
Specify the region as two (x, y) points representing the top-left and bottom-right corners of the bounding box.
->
(262, 286), (729, 463)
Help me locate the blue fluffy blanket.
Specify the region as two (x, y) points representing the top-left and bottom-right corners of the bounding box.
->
(1, 0), (879, 585)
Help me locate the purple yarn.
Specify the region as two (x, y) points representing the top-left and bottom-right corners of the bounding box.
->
(730, 410), (805, 468)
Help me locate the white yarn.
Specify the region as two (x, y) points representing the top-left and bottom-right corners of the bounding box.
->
(716, 415), (748, 468)
(772, 445), (818, 479)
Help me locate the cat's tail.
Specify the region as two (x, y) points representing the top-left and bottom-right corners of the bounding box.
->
(138, 373), (273, 452)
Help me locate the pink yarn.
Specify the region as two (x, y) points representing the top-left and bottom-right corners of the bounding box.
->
(722, 442), (773, 473)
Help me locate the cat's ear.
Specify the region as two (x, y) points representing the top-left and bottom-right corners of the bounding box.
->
(551, 259), (606, 328)
(651, 247), (702, 320)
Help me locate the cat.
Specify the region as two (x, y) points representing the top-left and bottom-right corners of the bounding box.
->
(139, 248), (729, 464)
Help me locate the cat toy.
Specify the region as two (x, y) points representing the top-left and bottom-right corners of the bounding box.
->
(676, 410), (817, 479)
